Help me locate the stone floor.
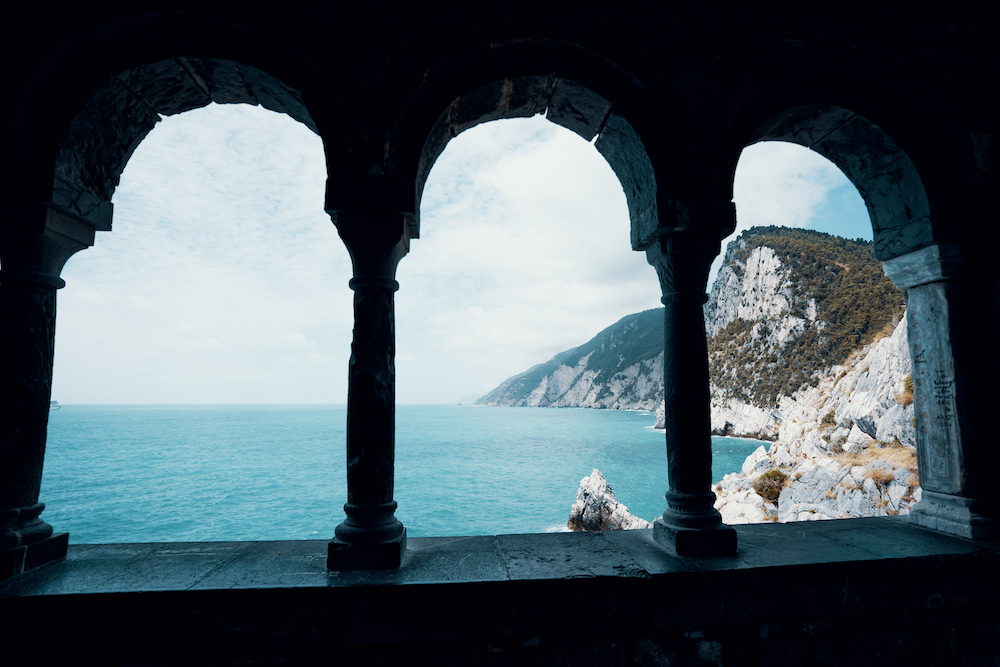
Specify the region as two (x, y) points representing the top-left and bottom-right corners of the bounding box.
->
(3, 517), (998, 665)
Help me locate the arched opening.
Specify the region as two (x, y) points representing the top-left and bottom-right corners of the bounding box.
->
(381, 74), (748, 537)
(710, 105), (930, 525)
(388, 75), (697, 537)
(392, 74), (675, 254)
(44, 103), (350, 542)
(395, 115), (667, 535)
(749, 105), (932, 260)
(46, 57), (320, 244)
(33, 57), (353, 543)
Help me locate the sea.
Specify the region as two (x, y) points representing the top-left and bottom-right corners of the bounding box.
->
(41, 404), (766, 544)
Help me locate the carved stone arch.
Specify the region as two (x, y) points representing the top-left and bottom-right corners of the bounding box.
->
(375, 39), (698, 248)
(48, 58), (323, 254)
(3, 8), (356, 273)
(740, 104), (933, 261)
(381, 73), (690, 255)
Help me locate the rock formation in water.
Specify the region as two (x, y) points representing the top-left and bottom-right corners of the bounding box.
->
(567, 469), (651, 531)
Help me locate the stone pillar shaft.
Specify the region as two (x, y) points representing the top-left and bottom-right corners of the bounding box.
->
(1, 198), (108, 578)
(883, 244), (999, 539)
(662, 292), (713, 496)
(329, 213), (408, 569)
(646, 231), (736, 556)
(344, 279), (398, 509)
(0, 270), (69, 578)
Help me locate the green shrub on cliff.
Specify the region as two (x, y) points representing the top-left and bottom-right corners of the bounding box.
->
(753, 469), (789, 505)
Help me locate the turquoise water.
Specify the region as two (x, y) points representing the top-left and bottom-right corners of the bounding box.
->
(40, 405), (764, 543)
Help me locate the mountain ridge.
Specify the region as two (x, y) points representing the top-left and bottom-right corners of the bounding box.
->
(478, 226), (905, 423)
(477, 226), (920, 524)
(476, 307), (665, 411)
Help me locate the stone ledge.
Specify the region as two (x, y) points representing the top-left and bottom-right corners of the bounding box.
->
(1, 518), (998, 664)
(2, 517), (994, 595)
(0, 532), (67, 580)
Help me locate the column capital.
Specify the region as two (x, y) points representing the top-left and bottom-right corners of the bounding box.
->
(644, 231), (721, 303)
(632, 195), (735, 251)
(332, 212), (410, 286)
(1, 207), (101, 287)
(881, 243), (963, 289)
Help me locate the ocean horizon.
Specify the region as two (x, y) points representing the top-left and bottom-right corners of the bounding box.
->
(41, 404), (766, 544)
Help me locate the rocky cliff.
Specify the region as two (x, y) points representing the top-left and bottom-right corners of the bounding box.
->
(705, 228), (913, 444)
(481, 227), (919, 526)
(476, 308), (664, 411)
(710, 312), (919, 523)
(481, 227), (907, 439)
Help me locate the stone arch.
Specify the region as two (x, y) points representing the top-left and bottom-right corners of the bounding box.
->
(722, 102), (997, 536)
(3, 6), (358, 274)
(375, 65), (744, 558)
(378, 42), (692, 251)
(739, 105), (932, 261)
(48, 57), (322, 248)
(407, 76), (670, 252)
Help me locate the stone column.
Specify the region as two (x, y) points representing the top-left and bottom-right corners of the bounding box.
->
(0, 270), (69, 578)
(646, 231), (736, 556)
(882, 244), (999, 539)
(328, 212), (409, 569)
(1, 206), (101, 578)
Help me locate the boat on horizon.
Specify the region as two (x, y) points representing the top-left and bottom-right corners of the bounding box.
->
(49, 401), (61, 411)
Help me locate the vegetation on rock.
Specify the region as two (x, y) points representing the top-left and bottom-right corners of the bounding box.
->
(896, 374), (914, 405)
(708, 227), (905, 407)
(753, 469), (789, 505)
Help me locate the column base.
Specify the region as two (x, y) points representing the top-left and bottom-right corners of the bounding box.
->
(328, 528), (407, 570)
(908, 490), (1000, 540)
(653, 518), (736, 557)
(0, 532), (68, 579)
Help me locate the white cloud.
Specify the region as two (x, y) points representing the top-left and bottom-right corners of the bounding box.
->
(733, 141), (847, 230)
(54, 104), (353, 404)
(49, 106), (867, 405)
(397, 116), (663, 401)
(708, 140), (871, 288)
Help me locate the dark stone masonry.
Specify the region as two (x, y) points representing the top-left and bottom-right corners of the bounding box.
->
(2, 3), (997, 664)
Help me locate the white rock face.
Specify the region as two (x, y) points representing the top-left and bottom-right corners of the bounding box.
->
(708, 311), (920, 524)
(700, 313), (914, 447)
(574, 353), (663, 411)
(568, 469), (651, 531)
(704, 244), (816, 339)
(524, 352), (593, 406)
(710, 399), (781, 441)
(524, 352), (664, 411)
(713, 437), (920, 525)
(478, 308), (665, 412)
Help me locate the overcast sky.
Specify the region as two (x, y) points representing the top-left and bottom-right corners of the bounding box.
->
(48, 104), (871, 404)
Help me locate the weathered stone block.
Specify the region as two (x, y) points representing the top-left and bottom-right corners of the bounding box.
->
(653, 518), (737, 557)
(328, 529), (407, 570)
